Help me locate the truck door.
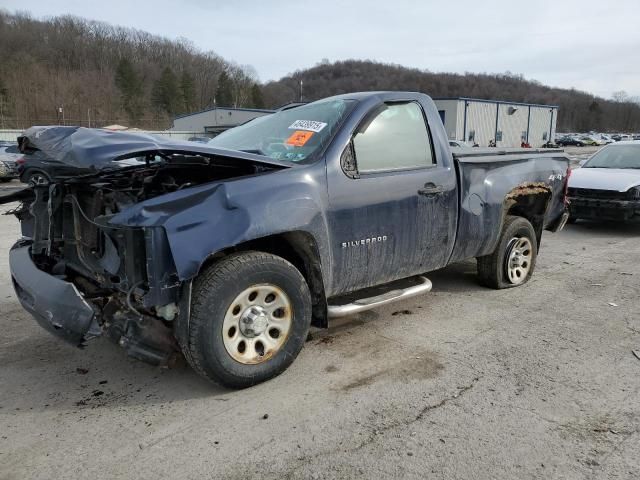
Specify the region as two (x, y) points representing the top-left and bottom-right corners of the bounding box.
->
(327, 100), (457, 294)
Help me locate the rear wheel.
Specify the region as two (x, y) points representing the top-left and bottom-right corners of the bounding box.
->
(24, 170), (50, 186)
(185, 251), (312, 388)
(477, 216), (538, 289)
(0, 178), (12, 183)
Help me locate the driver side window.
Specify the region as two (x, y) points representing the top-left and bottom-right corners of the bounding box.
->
(353, 102), (434, 173)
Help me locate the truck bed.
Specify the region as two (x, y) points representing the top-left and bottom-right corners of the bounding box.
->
(449, 147), (570, 263)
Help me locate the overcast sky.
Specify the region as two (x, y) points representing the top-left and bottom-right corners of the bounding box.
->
(4, 0), (639, 98)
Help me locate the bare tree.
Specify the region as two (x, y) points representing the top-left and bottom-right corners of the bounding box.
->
(0, 10), (258, 129)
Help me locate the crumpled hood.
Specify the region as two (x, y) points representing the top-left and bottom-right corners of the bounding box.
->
(21, 126), (292, 170)
(569, 167), (640, 192)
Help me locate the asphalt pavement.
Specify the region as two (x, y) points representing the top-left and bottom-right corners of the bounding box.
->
(2, 146), (640, 480)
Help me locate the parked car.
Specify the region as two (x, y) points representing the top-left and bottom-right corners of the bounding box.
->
(567, 142), (640, 222)
(2, 92), (570, 388)
(579, 136), (602, 146)
(16, 135), (92, 185)
(0, 143), (22, 182)
(187, 136), (211, 143)
(448, 140), (472, 148)
(556, 136), (585, 147)
(17, 150), (79, 185)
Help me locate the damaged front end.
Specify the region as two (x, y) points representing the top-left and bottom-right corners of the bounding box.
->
(10, 166), (203, 366)
(5, 127), (290, 366)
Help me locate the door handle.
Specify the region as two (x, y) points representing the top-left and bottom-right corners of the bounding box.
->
(418, 183), (445, 196)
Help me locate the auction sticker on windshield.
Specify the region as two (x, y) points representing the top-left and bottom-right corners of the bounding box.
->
(286, 130), (314, 147)
(289, 120), (327, 133)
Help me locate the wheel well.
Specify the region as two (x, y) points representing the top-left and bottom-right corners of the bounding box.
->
(199, 232), (328, 328)
(20, 168), (47, 181)
(504, 183), (552, 246)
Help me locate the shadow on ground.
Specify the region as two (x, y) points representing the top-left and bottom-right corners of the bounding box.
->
(0, 314), (228, 413)
(566, 220), (640, 239)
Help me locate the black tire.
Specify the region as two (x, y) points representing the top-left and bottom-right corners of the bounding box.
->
(0, 178), (12, 183)
(477, 216), (538, 289)
(23, 170), (50, 186)
(185, 251), (312, 388)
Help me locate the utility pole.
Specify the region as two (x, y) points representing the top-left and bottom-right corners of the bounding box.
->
(299, 80), (303, 102)
(87, 108), (91, 128)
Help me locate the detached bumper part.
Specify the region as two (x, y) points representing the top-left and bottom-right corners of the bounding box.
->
(9, 245), (99, 346)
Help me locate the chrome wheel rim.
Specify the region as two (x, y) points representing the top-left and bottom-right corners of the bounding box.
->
(222, 284), (293, 365)
(29, 173), (48, 186)
(505, 237), (533, 285)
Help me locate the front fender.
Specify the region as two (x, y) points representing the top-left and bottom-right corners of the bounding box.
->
(108, 166), (330, 283)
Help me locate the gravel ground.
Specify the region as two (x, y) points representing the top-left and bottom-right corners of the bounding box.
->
(2, 147), (640, 479)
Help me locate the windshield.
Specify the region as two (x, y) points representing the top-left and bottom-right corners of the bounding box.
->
(584, 145), (640, 169)
(208, 99), (355, 163)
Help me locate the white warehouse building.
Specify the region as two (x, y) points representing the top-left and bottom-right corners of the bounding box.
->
(433, 98), (558, 148)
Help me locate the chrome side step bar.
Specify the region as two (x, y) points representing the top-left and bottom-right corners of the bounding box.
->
(327, 276), (433, 318)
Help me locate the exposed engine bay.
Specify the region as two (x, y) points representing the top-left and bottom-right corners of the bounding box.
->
(12, 151), (282, 366)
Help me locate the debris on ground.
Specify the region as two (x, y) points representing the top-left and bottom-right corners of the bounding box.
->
(633, 350), (640, 361)
(76, 368), (89, 375)
(608, 302), (619, 307)
(318, 336), (334, 345)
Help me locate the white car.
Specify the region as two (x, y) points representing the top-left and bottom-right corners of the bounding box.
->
(0, 143), (21, 182)
(567, 142), (640, 222)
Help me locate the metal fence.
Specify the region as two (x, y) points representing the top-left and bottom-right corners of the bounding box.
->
(0, 129), (202, 142)
(0, 130), (23, 142)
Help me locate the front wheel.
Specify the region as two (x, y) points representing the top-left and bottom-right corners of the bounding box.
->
(477, 216), (538, 289)
(185, 251), (312, 388)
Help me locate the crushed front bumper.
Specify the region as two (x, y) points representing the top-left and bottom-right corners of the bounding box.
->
(568, 197), (640, 222)
(9, 244), (100, 346)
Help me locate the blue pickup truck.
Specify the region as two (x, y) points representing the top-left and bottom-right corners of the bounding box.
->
(3, 92), (570, 387)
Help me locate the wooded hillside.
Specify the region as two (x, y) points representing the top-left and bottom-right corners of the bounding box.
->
(1, 11), (639, 133)
(263, 60), (640, 133)
(0, 11), (264, 130)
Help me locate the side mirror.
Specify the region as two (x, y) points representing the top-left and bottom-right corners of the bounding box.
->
(579, 159), (588, 167)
